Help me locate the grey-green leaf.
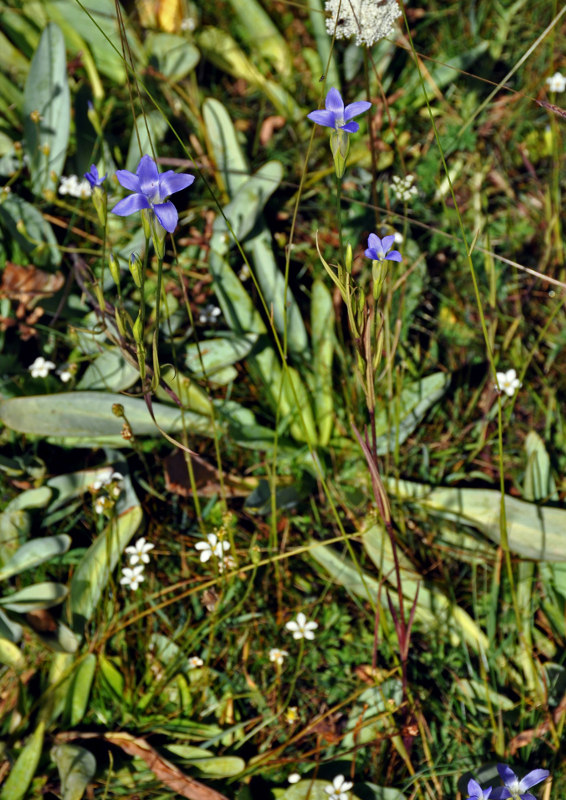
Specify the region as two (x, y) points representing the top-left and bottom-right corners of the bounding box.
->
(0, 581), (68, 612)
(186, 334), (258, 377)
(51, 744), (96, 800)
(0, 534), (71, 581)
(23, 22), (70, 195)
(0, 721), (45, 800)
(0, 193), (61, 266)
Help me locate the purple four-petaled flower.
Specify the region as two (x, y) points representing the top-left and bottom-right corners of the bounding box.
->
(307, 87), (371, 133)
(466, 778), (493, 800)
(491, 765), (549, 800)
(111, 154), (195, 233)
(84, 164), (106, 189)
(364, 233), (402, 263)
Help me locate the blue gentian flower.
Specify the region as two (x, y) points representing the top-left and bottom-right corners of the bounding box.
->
(491, 764), (549, 800)
(307, 87), (371, 133)
(84, 164), (106, 189)
(111, 154), (195, 233)
(364, 233), (402, 262)
(466, 778), (493, 800)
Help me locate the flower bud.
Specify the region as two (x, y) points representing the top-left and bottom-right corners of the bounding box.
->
(129, 252), (143, 288)
(108, 252), (120, 287)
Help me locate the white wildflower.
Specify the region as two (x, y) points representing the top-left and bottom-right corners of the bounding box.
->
(58, 367), (73, 383)
(120, 564), (145, 590)
(180, 16), (196, 31)
(188, 655), (204, 668)
(285, 706), (299, 724)
(495, 368), (521, 397)
(269, 648), (289, 665)
(58, 174), (92, 198)
(325, 775), (354, 800)
(198, 304), (222, 324)
(288, 773), (301, 784)
(94, 495), (107, 515)
(218, 554), (236, 573)
(391, 174), (418, 203)
(195, 533), (230, 563)
(325, 0), (402, 48)
(546, 72), (566, 93)
(285, 612), (318, 640)
(29, 356), (55, 378)
(125, 537), (155, 566)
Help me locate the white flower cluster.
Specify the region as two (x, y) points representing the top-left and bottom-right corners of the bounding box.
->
(324, 0), (402, 48)
(120, 537), (155, 590)
(391, 174), (418, 203)
(92, 470), (124, 516)
(58, 174), (92, 199)
(28, 357), (74, 382)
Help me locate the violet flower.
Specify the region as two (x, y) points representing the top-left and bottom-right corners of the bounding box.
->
(491, 764), (549, 800)
(466, 779), (493, 800)
(364, 233), (402, 262)
(84, 164), (106, 189)
(307, 87), (371, 133)
(111, 154), (194, 233)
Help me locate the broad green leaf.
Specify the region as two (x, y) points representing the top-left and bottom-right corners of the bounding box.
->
(0, 392), (211, 438)
(0, 581), (68, 612)
(69, 484), (142, 633)
(214, 161), (283, 242)
(524, 430), (557, 502)
(311, 279), (334, 446)
(0, 534), (71, 581)
(375, 372), (449, 454)
(77, 349), (140, 392)
(202, 97), (249, 197)
(67, 654), (97, 726)
(0, 720), (45, 800)
(155, 368), (214, 416)
(387, 479), (566, 562)
(185, 334), (258, 377)
(145, 32), (199, 81)
(99, 654), (126, 699)
(226, 0), (292, 77)
(0, 610), (22, 644)
(51, 744), (96, 800)
(188, 755), (245, 778)
(0, 193), (61, 266)
(23, 23), (70, 195)
(0, 637), (25, 669)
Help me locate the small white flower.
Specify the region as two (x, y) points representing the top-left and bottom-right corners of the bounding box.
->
(324, 0), (401, 47)
(58, 175), (78, 195)
(195, 533), (230, 563)
(198, 304), (222, 324)
(58, 368), (73, 383)
(120, 564), (145, 590)
(29, 356), (55, 378)
(391, 174), (418, 203)
(495, 368), (521, 397)
(546, 71), (566, 92)
(76, 179), (92, 199)
(188, 655), (204, 668)
(218, 554), (236, 573)
(285, 612), (318, 640)
(288, 773), (301, 784)
(285, 706), (299, 724)
(94, 495), (107, 515)
(269, 648), (289, 665)
(325, 775), (354, 800)
(180, 16), (196, 31)
(125, 537), (155, 566)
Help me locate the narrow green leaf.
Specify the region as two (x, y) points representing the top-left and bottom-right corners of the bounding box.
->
(203, 97), (249, 197)
(0, 581), (68, 612)
(23, 22), (70, 195)
(311, 279), (335, 446)
(0, 720), (45, 800)
(51, 744), (96, 800)
(0, 193), (61, 266)
(0, 534), (71, 581)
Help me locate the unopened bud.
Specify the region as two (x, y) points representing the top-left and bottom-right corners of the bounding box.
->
(132, 312), (144, 343)
(129, 252), (143, 288)
(108, 252), (120, 287)
(345, 242), (353, 274)
(112, 403), (124, 418)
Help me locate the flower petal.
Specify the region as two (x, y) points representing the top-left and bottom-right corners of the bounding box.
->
(380, 234), (395, 251)
(364, 248), (378, 259)
(115, 169), (141, 193)
(497, 766), (516, 786)
(385, 250), (403, 262)
(137, 154), (160, 198)
(325, 87), (344, 114)
(367, 233), (381, 250)
(154, 201), (178, 232)
(159, 171), (195, 198)
(519, 770), (549, 791)
(111, 193), (150, 217)
(489, 790), (510, 800)
(307, 110), (337, 128)
(340, 121), (359, 133)
(344, 100), (372, 121)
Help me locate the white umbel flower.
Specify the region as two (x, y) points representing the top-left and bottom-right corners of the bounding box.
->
(125, 537), (155, 565)
(325, 775), (354, 800)
(29, 356), (55, 378)
(325, 0), (402, 47)
(285, 612), (318, 640)
(495, 368), (521, 397)
(120, 565), (145, 590)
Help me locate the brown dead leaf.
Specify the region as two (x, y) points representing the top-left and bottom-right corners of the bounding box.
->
(55, 731), (228, 800)
(163, 449), (255, 498)
(259, 116), (285, 146)
(0, 262), (64, 340)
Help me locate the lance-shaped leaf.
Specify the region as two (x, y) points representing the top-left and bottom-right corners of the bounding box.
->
(0, 721), (45, 800)
(0, 582), (68, 612)
(0, 534), (70, 581)
(51, 744), (96, 800)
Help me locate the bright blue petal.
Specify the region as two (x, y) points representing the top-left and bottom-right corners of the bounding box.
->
(307, 110), (337, 128)
(386, 250), (403, 262)
(344, 100), (372, 121)
(137, 155), (160, 199)
(490, 790), (510, 800)
(158, 171), (195, 198)
(497, 765), (517, 786)
(367, 233), (380, 250)
(154, 200), (178, 233)
(340, 121), (359, 133)
(519, 770), (549, 791)
(115, 168), (140, 193)
(325, 87), (344, 114)
(520, 794), (536, 800)
(111, 193), (150, 217)
(381, 234), (396, 251)
(364, 248), (378, 259)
